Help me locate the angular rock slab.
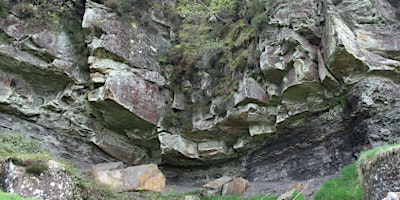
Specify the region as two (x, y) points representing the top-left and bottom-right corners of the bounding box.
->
(202, 176), (232, 196)
(324, 9), (400, 85)
(90, 164), (166, 192)
(234, 77), (268, 106)
(158, 132), (199, 166)
(222, 177), (250, 196)
(90, 131), (149, 165)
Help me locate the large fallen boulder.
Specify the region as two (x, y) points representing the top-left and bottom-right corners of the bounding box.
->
(90, 163), (166, 192)
(202, 176), (249, 196)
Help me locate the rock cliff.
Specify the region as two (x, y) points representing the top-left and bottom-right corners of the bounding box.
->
(0, 0), (399, 186)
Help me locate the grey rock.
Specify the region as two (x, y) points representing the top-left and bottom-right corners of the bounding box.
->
(360, 146), (400, 200)
(0, 158), (75, 200)
(202, 176), (232, 196)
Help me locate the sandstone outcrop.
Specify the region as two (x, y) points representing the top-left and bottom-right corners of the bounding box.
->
(0, 1), (399, 197)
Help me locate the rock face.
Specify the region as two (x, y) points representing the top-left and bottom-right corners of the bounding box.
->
(245, 77), (400, 181)
(0, 0), (399, 196)
(90, 163), (166, 192)
(359, 146), (400, 200)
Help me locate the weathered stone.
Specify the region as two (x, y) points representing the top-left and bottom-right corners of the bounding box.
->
(383, 192), (400, 200)
(245, 77), (400, 181)
(88, 57), (166, 85)
(185, 195), (200, 200)
(198, 141), (228, 158)
(277, 189), (296, 200)
(232, 103), (277, 136)
(221, 177), (250, 196)
(0, 0), (399, 187)
(324, 8), (400, 85)
(0, 158), (75, 200)
(317, 50), (342, 96)
(360, 146), (400, 200)
(234, 77), (268, 106)
(202, 176), (232, 196)
(90, 162), (123, 172)
(90, 131), (149, 165)
(90, 164), (166, 192)
(172, 93), (186, 111)
(83, 1), (169, 71)
(355, 26), (400, 61)
(89, 72), (161, 125)
(158, 132), (199, 164)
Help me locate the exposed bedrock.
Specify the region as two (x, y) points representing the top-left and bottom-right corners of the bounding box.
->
(0, 0), (399, 184)
(245, 77), (400, 181)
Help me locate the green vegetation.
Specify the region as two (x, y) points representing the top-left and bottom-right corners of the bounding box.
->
(103, 0), (150, 17)
(158, 0), (269, 130)
(314, 143), (400, 200)
(0, 191), (39, 200)
(5, 0), (74, 29)
(0, 128), (119, 200)
(358, 143), (400, 164)
(0, 128), (48, 157)
(314, 164), (363, 200)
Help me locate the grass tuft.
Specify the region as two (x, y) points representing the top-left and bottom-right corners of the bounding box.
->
(314, 164), (364, 200)
(0, 191), (39, 200)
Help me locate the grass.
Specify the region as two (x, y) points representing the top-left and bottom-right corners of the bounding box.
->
(0, 128), (120, 200)
(314, 164), (363, 200)
(0, 128), (48, 157)
(358, 143), (400, 164)
(0, 191), (39, 200)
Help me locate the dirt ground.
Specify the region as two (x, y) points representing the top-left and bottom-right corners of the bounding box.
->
(161, 175), (337, 199)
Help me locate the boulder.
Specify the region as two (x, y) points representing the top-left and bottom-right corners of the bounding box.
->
(277, 189), (296, 200)
(359, 146), (400, 200)
(383, 192), (400, 200)
(221, 177), (250, 196)
(202, 176), (232, 196)
(185, 195), (200, 200)
(90, 163), (166, 192)
(90, 162), (123, 172)
(0, 158), (75, 200)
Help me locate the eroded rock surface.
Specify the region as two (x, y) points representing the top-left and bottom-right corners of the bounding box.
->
(0, 158), (75, 200)
(90, 163), (166, 192)
(0, 1), (399, 197)
(360, 146), (400, 200)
